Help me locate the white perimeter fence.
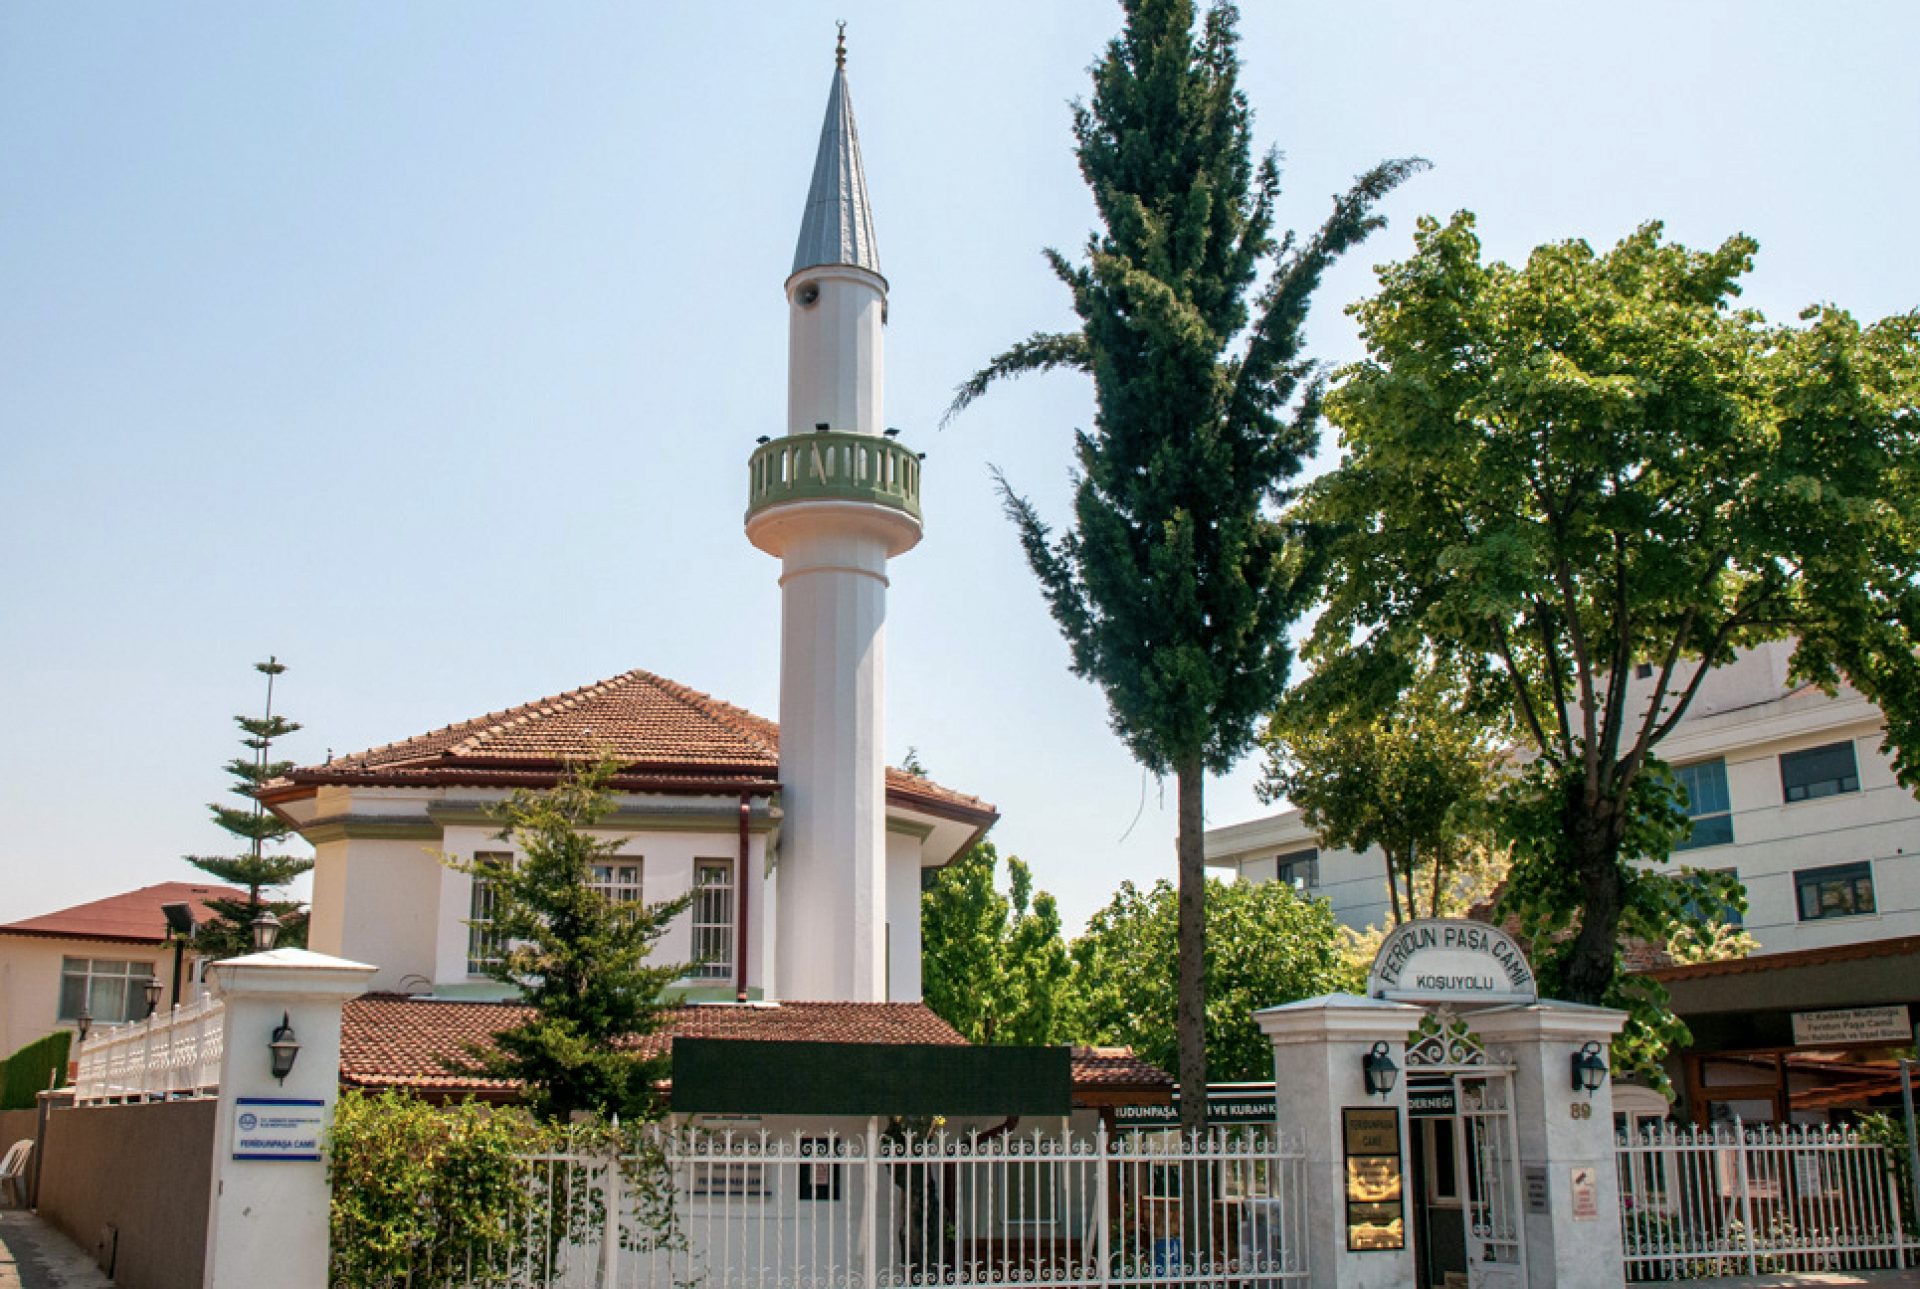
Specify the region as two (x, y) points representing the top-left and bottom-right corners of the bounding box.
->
(1617, 1122), (1917, 1280)
(71, 993), (224, 1104)
(332, 1122), (1309, 1289)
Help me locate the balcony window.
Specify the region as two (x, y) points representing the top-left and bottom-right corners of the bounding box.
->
(1780, 741), (1859, 803)
(1673, 759), (1734, 851)
(1795, 862), (1876, 921)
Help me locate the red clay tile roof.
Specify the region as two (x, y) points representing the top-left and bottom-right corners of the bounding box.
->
(340, 994), (965, 1094)
(339, 996), (1168, 1102)
(1069, 1046), (1173, 1091)
(0, 882), (248, 945)
(274, 669), (994, 824)
(1641, 934), (1920, 984)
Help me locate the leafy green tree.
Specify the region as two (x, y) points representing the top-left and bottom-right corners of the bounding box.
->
(448, 758), (689, 1123)
(185, 656), (312, 956)
(944, 0), (1422, 1134)
(921, 842), (1072, 1046)
(1306, 213), (1920, 1014)
(1262, 666), (1503, 923)
(1070, 877), (1356, 1083)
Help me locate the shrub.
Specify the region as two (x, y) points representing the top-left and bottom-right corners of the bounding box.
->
(0, 1032), (69, 1111)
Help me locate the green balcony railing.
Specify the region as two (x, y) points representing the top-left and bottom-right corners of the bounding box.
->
(746, 431), (922, 524)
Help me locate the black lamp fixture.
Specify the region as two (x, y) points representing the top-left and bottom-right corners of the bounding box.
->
(883, 427), (901, 438)
(75, 1008), (91, 1044)
(269, 1012), (301, 1083)
(1362, 1041), (1399, 1097)
(1572, 1041), (1609, 1095)
(756, 435), (771, 445)
(142, 975), (164, 1019)
(250, 909), (283, 953)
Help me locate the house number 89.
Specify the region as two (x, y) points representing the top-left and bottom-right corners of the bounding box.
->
(1569, 1103), (1592, 1120)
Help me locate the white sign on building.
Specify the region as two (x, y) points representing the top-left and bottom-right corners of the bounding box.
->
(1790, 1005), (1912, 1047)
(1367, 919), (1538, 1007)
(231, 1097), (325, 1162)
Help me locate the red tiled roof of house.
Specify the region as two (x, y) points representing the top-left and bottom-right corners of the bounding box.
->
(272, 669), (994, 824)
(339, 994), (966, 1093)
(0, 882), (248, 946)
(338, 995), (1170, 1104)
(1641, 934), (1920, 983)
(1069, 1046), (1173, 1091)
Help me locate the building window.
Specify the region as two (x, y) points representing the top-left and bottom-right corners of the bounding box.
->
(59, 958), (154, 1024)
(1682, 868), (1743, 927)
(467, 851), (510, 975)
(690, 859), (735, 981)
(1780, 741), (1859, 803)
(1273, 848), (1318, 891)
(589, 860), (643, 917)
(1795, 862), (1876, 921)
(1673, 759), (1734, 851)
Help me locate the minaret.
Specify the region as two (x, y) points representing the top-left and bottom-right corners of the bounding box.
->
(746, 31), (922, 1003)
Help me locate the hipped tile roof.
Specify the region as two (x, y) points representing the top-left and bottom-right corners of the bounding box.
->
(0, 882), (248, 946)
(338, 995), (1172, 1103)
(276, 669), (993, 823)
(340, 994), (966, 1093)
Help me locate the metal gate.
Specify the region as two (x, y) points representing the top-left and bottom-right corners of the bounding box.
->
(1404, 1009), (1528, 1289)
(1458, 1074), (1525, 1289)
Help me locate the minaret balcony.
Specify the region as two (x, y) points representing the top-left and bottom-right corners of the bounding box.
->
(747, 431), (922, 524)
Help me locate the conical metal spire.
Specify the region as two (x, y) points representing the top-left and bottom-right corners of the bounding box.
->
(791, 29), (881, 277)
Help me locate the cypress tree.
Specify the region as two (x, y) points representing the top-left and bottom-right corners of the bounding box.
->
(184, 657), (313, 956)
(947, 0), (1423, 1137)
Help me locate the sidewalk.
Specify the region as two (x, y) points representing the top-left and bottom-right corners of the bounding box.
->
(1639, 1270), (1920, 1288)
(0, 1211), (114, 1289)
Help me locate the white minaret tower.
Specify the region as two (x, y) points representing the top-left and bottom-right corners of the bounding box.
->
(746, 31), (922, 1003)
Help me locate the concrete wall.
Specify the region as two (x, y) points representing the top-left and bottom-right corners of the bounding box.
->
(37, 1098), (214, 1289)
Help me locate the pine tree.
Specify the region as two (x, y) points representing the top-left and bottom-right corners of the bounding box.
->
(945, 0), (1422, 1137)
(185, 657), (313, 956)
(449, 758), (690, 1123)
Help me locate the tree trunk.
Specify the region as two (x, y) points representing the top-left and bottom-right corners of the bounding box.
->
(1559, 790), (1627, 1005)
(1175, 754), (1208, 1140)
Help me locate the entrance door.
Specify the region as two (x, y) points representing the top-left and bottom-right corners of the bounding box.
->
(1458, 1074), (1525, 1289)
(1408, 1088), (1468, 1289)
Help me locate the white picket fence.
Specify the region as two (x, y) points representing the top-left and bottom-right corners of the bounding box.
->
(333, 1122), (1309, 1289)
(1616, 1122), (1917, 1280)
(71, 993), (225, 1104)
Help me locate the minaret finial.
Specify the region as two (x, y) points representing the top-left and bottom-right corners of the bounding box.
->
(836, 22), (846, 69)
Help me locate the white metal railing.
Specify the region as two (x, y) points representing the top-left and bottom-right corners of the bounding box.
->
(1617, 1122), (1917, 1280)
(333, 1121), (1309, 1289)
(72, 993), (224, 1104)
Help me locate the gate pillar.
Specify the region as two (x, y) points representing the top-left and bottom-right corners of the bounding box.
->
(1256, 993), (1425, 1289)
(202, 947), (377, 1289)
(1469, 1001), (1628, 1289)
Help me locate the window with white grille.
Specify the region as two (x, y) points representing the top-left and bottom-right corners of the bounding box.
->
(691, 859), (735, 981)
(589, 860), (643, 919)
(467, 852), (511, 975)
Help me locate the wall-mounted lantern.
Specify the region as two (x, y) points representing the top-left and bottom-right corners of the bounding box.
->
(142, 976), (164, 1018)
(268, 1012), (301, 1084)
(75, 1009), (91, 1044)
(1571, 1041), (1609, 1095)
(1362, 1041), (1399, 1098)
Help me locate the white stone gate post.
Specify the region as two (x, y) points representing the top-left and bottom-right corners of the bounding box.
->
(202, 947), (376, 1289)
(1470, 1001), (1628, 1289)
(1257, 993), (1425, 1289)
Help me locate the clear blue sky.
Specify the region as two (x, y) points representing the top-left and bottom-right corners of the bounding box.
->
(3, 2), (1915, 934)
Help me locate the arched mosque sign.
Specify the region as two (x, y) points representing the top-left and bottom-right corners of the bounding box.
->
(1366, 919), (1538, 1007)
